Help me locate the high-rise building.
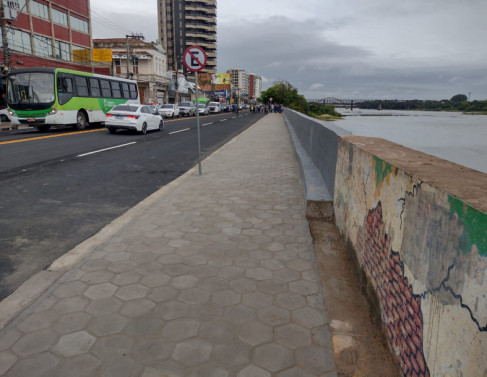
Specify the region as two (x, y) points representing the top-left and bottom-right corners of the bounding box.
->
(157, 0), (217, 75)
(227, 68), (249, 102)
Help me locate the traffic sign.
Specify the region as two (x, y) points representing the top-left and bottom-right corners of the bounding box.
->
(183, 46), (207, 72)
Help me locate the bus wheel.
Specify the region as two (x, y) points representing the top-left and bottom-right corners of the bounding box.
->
(141, 123), (147, 135)
(37, 125), (51, 132)
(75, 111), (88, 130)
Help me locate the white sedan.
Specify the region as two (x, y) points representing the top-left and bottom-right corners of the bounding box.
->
(159, 104), (180, 118)
(105, 104), (164, 134)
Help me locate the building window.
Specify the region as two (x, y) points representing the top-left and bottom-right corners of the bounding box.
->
(55, 40), (70, 61)
(70, 15), (89, 34)
(52, 9), (68, 27)
(114, 59), (121, 74)
(132, 57), (138, 74)
(33, 35), (53, 58)
(30, 1), (49, 20)
(7, 29), (32, 54)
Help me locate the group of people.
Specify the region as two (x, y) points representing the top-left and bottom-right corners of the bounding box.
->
(250, 104), (282, 114)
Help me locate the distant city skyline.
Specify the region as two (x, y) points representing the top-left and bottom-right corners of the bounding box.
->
(91, 0), (487, 100)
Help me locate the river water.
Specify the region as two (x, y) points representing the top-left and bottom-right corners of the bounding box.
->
(335, 109), (487, 174)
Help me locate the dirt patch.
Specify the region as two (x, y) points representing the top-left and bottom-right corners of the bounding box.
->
(309, 219), (401, 377)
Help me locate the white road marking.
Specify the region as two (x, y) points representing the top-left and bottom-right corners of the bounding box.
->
(169, 128), (191, 134)
(202, 122), (213, 127)
(77, 142), (137, 157)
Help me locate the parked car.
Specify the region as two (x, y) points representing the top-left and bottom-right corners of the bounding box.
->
(178, 101), (196, 116)
(105, 104), (164, 134)
(0, 107), (12, 122)
(208, 102), (222, 114)
(159, 104), (180, 118)
(221, 104), (230, 112)
(197, 103), (209, 115)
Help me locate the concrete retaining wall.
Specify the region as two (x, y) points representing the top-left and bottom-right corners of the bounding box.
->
(284, 109), (487, 377)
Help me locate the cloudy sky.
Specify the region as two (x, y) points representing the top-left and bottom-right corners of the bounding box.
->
(91, 0), (487, 100)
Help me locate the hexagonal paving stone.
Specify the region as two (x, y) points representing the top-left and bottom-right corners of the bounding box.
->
(147, 286), (178, 303)
(87, 314), (128, 336)
(212, 289), (241, 307)
(230, 277), (257, 293)
(115, 284), (149, 300)
(12, 329), (58, 357)
(84, 283), (118, 300)
(295, 345), (336, 375)
(120, 299), (155, 318)
(178, 288), (210, 305)
(257, 306), (290, 326)
(293, 307), (327, 329)
(0, 350), (17, 375)
(154, 301), (188, 320)
(275, 324), (311, 349)
(85, 297), (122, 316)
(98, 356), (143, 377)
(140, 272), (172, 288)
(242, 291), (273, 309)
(198, 321), (236, 343)
(170, 275), (199, 289)
(125, 316), (164, 339)
(80, 270), (115, 284)
(276, 367), (315, 377)
(223, 304), (256, 325)
(238, 321), (273, 346)
(48, 354), (101, 377)
(289, 280), (320, 295)
(258, 280), (288, 295)
(132, 338), (174, 364)
(17, 310), (57, 333)
(246, 267), (273, 281)
(163, 318), (199, 341)
(237, 365), (271, 377)
(53, 331), (95, 357)
(276, 292), (307, 310)
(5, 352), (58, 377)
(53, 296), (89, 314)
(112, 271), (142, 286)
(91, 334), (133, 360)
(253, 343), (293, 372)
(172, 339), (212, 367)
(55, 312), (92, 334)
(53, 281), (87, 298)
(212, 342), (251, 369)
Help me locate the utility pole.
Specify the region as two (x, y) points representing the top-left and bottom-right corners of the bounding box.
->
(125, 33), (144, 79)
(1, 2), (10, 74)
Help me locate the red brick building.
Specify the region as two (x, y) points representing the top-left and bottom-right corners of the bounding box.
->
(1, 0), (95, 73)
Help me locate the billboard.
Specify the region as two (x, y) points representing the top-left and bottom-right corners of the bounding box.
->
(73, 48), (91, 63)
(92, 49), (112, 62)
(214, 73), (230, 85)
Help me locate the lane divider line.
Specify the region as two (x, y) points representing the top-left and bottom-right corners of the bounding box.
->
(77, 142), (137, 157)
(169, 128), (190, 135)
(202, 122), (213, 127)
(0, 128), (105, 145)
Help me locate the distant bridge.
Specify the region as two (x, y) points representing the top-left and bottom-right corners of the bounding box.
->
(307, 97), (370, 105)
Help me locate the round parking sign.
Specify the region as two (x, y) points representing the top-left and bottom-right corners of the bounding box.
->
(183, 46), (207, 72)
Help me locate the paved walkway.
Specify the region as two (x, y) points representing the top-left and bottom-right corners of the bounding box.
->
(0, 114), (337, 377)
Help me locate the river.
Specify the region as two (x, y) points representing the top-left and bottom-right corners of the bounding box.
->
(335, 109), (487, 174)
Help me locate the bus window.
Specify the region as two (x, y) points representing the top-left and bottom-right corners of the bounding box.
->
(121, 82), (130, 99)
(57, 75), (74, 105)
(100, 79), (111, 98)
(89, 78), (101, 97)
(110, 81), (121, 98)
(75, 76), (89, 97)
(129, 83), (138, 99)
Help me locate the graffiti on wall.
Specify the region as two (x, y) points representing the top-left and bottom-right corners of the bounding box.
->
(357, 202), (430, 377)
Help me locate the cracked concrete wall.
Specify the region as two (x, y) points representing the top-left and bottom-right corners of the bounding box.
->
(333, 137), (487, 377)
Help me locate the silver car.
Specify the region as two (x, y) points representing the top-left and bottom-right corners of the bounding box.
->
(159, 104), (180, 118)
(197, 104), (209, 115)
(178, 101), (196, 116)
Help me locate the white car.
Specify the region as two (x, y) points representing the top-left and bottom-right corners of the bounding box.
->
(0, 107), (12, 122)
(159, 104), (180, 118)
(197, 104), (209, 115)
(208, 102), (222, 113)
(105, 104), (164, 134)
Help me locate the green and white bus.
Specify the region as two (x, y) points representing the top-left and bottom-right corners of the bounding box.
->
(7, 67), (140, 132)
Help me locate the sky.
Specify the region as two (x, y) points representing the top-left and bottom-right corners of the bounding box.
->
(91, 0), (487, 100)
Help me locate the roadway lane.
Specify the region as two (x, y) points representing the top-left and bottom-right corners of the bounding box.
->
(0, 111), (264, 300)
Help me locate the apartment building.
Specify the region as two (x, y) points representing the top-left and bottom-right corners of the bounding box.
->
(157, 0), (216, 75)
(249, 73), (262, 101)
(0, 0), (93, 73)
(227, 67), (249, 102)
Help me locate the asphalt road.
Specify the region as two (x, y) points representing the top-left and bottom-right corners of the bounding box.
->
(0, 110), (264, 300)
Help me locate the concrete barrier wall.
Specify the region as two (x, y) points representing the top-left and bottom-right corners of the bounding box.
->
(283, 110), (487, 377)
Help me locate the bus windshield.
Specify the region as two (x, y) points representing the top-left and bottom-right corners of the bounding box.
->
(7, 72), (55, 109)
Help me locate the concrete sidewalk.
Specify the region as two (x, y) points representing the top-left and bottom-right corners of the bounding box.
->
(0, 114), (337, 377)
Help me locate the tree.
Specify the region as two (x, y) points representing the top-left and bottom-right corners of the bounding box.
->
(259, 81), (309, 113)
(450, 94), (468, 103)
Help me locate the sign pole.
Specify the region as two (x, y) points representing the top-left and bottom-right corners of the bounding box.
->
(195, 70), (202, 175)
(182, 45), (207, 177)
